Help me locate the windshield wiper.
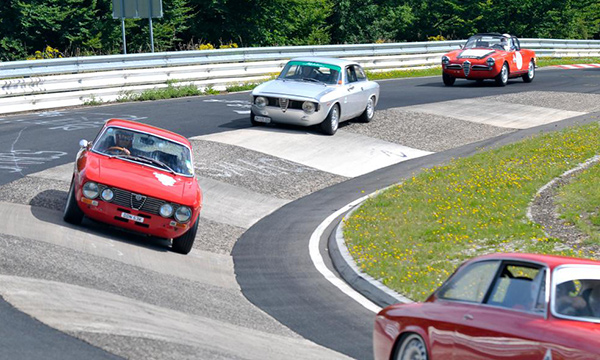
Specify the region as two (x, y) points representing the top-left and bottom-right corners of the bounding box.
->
(301, 77), (322, 83)
(136, 155), (177, 174)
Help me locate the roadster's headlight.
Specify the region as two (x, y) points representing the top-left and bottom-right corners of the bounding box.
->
(486, 57), (495, 66)
(254, 96), (267, 108)
(174, 206), (192, 223)
(302, 101), (317, 114)
(160, 203), (174, 218)
(83, 182), (99, 199)
(101, 188), (114, 202)
(442, 56), (450, 65)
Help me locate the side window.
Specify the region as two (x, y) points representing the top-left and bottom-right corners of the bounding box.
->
(354, 65), (366, 81)
(437, 261), (500, 303)
(512, 37), (521, 51)
(346, 67), (357, 83)
(486, 263), (544, 313)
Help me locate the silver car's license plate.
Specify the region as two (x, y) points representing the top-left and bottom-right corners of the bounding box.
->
(254, 116), (271, 123)
(121, 212), (144, 223)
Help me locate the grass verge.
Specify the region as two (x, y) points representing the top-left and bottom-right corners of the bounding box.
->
(343, 122), (600, 301)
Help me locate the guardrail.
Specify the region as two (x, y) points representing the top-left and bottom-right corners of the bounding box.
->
(1, 38), (599, 115)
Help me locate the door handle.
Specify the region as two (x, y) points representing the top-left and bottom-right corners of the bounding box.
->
(463, 314), (474, 321)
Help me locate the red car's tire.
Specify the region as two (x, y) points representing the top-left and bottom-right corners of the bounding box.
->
(523, 60), (535, 83)
(63, 179), (84, 225)
(358, 96), (376, 123)
(171, 216), (199, 255)
(442, 73), (455, 86)
(495, 63), (509, 87)
(394, 333), (428, 360)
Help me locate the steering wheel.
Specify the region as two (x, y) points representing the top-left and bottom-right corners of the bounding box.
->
(107, 146), (131, 155)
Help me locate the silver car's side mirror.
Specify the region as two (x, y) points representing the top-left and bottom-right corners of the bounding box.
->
(79, 139), (89, 148)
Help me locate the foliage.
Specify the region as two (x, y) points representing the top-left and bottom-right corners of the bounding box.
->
(344, 122), (600, 301)
(27, 45), (63, 60)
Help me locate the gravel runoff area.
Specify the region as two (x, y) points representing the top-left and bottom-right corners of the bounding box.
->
(342, 108), (514, 152)
(529, 159), (600, 259)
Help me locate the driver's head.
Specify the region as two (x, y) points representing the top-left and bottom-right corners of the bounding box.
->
(557, 281), (576, 297)
(301, 66), (313, 77)
(115, 129), (133, 148)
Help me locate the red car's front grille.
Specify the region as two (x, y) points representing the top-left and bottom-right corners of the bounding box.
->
(98, 185), (166, 215)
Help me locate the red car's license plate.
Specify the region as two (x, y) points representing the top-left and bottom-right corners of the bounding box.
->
(121, 212), (144, 223)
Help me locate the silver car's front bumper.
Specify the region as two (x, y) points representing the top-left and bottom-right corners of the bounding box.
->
(251, 105), (328, 126)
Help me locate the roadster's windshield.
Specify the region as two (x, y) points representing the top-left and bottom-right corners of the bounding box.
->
(278, 61), (341, 85)
(464, 35), (508, 50)
(92, 126), (194, 176)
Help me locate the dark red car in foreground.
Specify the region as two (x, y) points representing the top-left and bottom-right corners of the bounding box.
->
(374, 253), (600, 360)
(63, 119), (202, 254)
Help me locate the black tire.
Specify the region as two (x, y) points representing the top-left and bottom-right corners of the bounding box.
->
(250, 111), (265, 126)
(523, 60), (535, 83)
(394, 333), (428, 360)
(442, 73), (455, 86)
(320, 104), (340, 135)
(172, 216), (199, 255)
(495, 63), (509, 87)
(63, 179), (84, 225)
(358, 96), (376, 123)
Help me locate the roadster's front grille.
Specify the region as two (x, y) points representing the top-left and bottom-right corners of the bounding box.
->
(99, 185), (166, 215)
(446, 64), (461, 70)
(463, 61), (471, 77)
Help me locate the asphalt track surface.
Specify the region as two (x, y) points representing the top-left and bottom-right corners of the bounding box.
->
(0, 68), (599, 359)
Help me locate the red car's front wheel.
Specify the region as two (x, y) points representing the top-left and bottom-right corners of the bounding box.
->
(442, 73), (455, 86)
(63, 179), (84, 225)
(172, 216), (199, 254)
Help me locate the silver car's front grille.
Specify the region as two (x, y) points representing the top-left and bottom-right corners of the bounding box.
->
(99, 185), (166, 215)
(264, 97), (304, 110)
(463, 61), (471, 77)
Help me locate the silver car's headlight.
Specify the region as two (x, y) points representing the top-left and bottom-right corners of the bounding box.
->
(442, 56), (450, 65)
(486, 57), (495, 66)
(83, 182), (99, 199)
(174, 206), (192, 223)
(159, 203), (174, 218)
(254, 96), (268, 108)
(101, 188), (114, 202)
(302, 101), (317, 114)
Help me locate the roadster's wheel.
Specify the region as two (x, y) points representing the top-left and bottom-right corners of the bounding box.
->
(63, 178), (84, 225)
(320, 104), (339, 135)
(358, 96), (376, 123)
(495, 63), (509, 86)
(442, 73), (455, 86)
(395, 334), (428, 360)
(250, 111), (265, 126)
(172, 216), (199, 254)
(523, 60), (535, 83)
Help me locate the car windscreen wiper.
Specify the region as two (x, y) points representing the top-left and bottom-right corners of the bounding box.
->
(136, 155), (177, 174)
(301, 77), (322, 83)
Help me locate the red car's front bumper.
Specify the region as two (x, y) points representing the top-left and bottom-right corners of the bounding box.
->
(443, 63), (501, 79)
(76, 191), (194, 239)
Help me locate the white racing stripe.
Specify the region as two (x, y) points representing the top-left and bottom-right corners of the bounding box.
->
(193, 128), (431, 178)
(308, 194), (382, 314)
(403, 99), (585, 129)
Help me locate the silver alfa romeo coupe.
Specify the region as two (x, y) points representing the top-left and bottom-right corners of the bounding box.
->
(250, 57), (380, 135)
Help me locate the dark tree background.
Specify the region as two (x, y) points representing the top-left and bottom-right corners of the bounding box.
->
(1, 0), (598, 61)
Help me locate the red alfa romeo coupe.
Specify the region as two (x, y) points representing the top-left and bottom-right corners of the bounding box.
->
(441, 33), (536, 86)
(374, 253), (600, 360)
(63, 119), (202, 254)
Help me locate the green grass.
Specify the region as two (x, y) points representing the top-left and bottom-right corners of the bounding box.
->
(556, 162), (600, 245)
(343, 123), (600, 301)
(536, 57), (600, 67)
(366, 67), (442, 80)
(117, 82), (218, 102)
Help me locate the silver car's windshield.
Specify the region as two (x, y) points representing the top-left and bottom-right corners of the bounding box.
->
(552, 265), (600, 323)
(92, 126), (194, 176)
(464, 35), (508, 51)
(278, 61), (341, 85)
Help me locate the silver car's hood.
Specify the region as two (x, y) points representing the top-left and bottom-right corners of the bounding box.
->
(254, 79), (335, 99)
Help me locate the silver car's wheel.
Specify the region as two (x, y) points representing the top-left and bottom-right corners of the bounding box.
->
(395, 334), (428, 360)
(320, 104), (339, 135)
(495, 63), (509, 86)
(358, 96), (376, 123)
(523, 60), (535, 83)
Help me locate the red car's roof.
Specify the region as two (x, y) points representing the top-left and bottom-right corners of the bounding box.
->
(468, 252), (600, 270)
(104, 119), (191, 147)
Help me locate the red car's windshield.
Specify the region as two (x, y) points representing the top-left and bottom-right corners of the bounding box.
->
(92, 126), (194, 177)
(464, 35), (509, 51)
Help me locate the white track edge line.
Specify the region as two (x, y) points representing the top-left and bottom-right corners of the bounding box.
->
(309, 194), (382, 313)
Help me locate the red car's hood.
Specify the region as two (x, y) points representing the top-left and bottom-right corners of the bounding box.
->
(447, 48), (499, 60)
(85, 153), (197, 205)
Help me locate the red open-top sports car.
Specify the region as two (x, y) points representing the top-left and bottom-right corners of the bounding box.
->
(441, 33), (536, 86)
(374, 253), (600, 360)
(63, 119), (202, 254)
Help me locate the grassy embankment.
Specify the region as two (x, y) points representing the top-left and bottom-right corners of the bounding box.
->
(343, 122), (600, 301)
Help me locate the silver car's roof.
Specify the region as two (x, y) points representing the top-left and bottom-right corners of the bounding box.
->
(287, 56), (358, 68)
